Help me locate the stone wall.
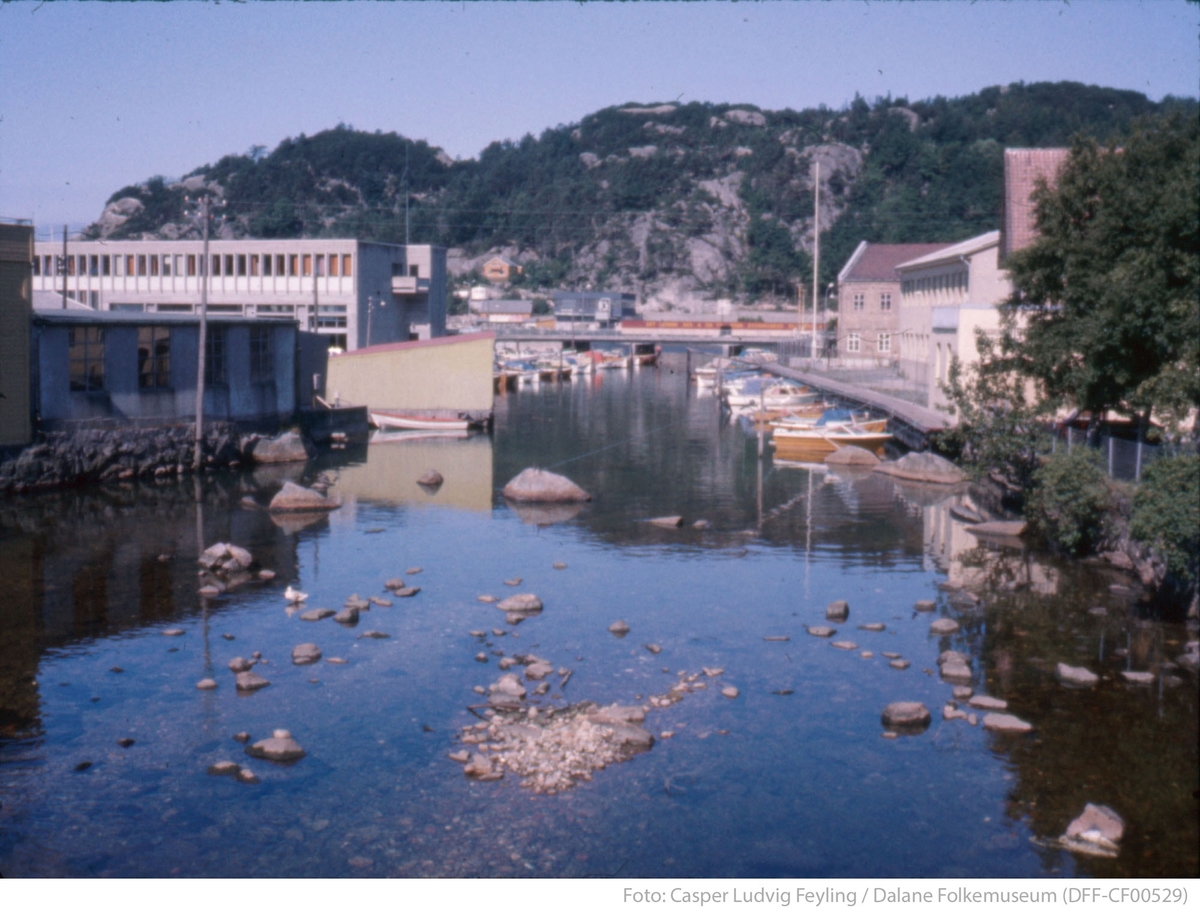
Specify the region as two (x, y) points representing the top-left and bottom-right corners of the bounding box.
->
(0, 423), (243, 493)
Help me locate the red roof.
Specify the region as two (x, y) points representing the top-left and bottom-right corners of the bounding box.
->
(840, 243), (947, 283)
(1001, 148), (1070, 261)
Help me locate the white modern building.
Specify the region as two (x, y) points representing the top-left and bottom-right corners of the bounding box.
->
(894, 230), (1012, 411)
(31, 238), (447, 352)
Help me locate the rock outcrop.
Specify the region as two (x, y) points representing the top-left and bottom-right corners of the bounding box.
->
(502, 468), (591, 503)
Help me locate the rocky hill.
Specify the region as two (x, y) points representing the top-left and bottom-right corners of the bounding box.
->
(86, 82), (1193, 312)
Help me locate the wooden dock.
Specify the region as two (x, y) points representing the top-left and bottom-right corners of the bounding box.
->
(762, 363), (951, 450)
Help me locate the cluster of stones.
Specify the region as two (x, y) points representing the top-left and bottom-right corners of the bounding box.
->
(207, 729), (306, 785)
(452, 703), (656, 794)
(0, 423), (243, 493)
(1058, 803), (1125, 858)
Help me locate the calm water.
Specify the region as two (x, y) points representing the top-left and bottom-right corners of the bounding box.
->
(0, 358), (1195, 878)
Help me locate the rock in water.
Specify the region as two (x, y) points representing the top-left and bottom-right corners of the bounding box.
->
(299, 607), (335, 622)
(608, 620), (631, 635)
(245, 431), (315, 465)
(196, 678), (218, 690)
(333, 606), (359, 625)
(873, 452), (967, 485)
(496, 594), (543, 617)
(880, 701), (931, 732)
(417, 469), (444, 488)
(1055, 663), (1099, 687)
(982, 713), (1032, 733)
(649, 516), (684, 528)
(1065, 803), (1124, 845)
(914, 600), (936, 612)
(824, 445), (880, 467)
(245, 729), (306, 762)
(502, 468), (591, 503)
(292, 643), (322, 665)
(806, 626), (835, 638)
(967, 695), (1007, 711)
(929, 618), (960, 635)
(269, 481), (340, 513)
(825, 600), (849, 621)
(228, 657), (253, 673)
(235, 671), (271, 692)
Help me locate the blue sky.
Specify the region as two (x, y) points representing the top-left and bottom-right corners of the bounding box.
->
(1, 1), (1196, 232)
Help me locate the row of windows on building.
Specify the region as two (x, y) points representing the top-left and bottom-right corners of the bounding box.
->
(900, 271), (968, 296)
(34, 252), (354, 280)
(844, 332), (891, 354)
(850, 293), (892, 312)
(67, 325), (275, 394)
(55, 292), (350, 329)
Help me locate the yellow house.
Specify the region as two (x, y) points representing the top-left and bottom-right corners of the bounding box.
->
(326, 331), (495, 425)
(482, 256), (521, 283)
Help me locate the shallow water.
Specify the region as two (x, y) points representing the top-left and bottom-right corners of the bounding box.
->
(0, 359), (1195, 878)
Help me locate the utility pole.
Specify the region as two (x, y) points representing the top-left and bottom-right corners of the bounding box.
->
(61, 223), (68, 310)
(811, 161), (820, 369)
(193, 197), (211, 471)
(404, 142), (411, 246)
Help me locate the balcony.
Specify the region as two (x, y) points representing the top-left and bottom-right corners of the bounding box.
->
(391, 276), (430, 295)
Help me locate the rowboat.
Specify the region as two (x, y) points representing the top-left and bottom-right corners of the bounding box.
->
(725, 377), (818, 410)
(369, 411), (471, 431)
(771, 424), (893, 462)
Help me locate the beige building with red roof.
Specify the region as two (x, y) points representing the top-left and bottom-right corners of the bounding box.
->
(835, 241), (944, 366)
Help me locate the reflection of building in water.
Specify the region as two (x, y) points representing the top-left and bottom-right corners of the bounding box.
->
(0, 483), (303, 735)
(331, 434), (494, 513)
(903, 484), (1060, 594)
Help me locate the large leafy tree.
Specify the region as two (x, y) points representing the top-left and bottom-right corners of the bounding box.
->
(1003, 113), (1200, 428)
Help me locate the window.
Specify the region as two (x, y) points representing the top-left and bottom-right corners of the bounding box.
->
(302, 254), (312, 276)
(880, 293), (891, 312)
(852, 293), (864, 312)
(187, 255), (197, 277)
(137, 255), (147, 276)
(329, 254), (339, 277)
(32, 257), (40, 276)
(249, 326), (273, 384)
(846, 333), (861, 353)
(342, 254), (352, 277)
(212, 255), (221, 277)
(316, 316), (347, 328)
(68, 327), (105, 392)
(878, 332), (891, 353)
(126, 255), (136, 276)
(150, 255), (159, 277)
(162, 256), (171, 277)
(205, 325), (227, 387)
(262, 254), (272, 276)
(325, 333), (348, 352)
(89, 292), (99, 309)
(237, 254), (247, 276)
(224, 255), (234, 277)
(279, 254), (288, 276)
(89, 255), (99, 276)
(77, 255), (86, 275)
(288, 254), (298, 276)
(315, 254), (324, 277)
(102, 255), (111, 276)
(137, 326), (171, 390)
(250, 254), (260, 277)
(66, 256), (76, 276)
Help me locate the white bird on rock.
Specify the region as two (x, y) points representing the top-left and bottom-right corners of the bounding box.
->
(284, 585), (308, 604)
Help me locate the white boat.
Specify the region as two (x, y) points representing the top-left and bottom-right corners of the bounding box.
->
(370, 411), (471, 431)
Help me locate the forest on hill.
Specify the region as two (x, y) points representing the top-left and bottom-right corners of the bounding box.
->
(87, 81), (1195, 309)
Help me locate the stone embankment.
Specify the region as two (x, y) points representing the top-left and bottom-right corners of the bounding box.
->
(0, 426), (313, 494)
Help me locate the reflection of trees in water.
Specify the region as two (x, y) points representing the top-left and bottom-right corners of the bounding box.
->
(976, 584), (1198, 877)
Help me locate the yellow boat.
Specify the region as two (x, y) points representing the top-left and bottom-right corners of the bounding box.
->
(771, 425), (893, 461)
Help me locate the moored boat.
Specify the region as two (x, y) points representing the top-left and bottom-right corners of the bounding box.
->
(370, 411), (472, 432)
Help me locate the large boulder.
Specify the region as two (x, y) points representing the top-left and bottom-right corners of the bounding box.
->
(245, 431), (315, 465)
(269, 481), (340, 513)
(873, 452), (967, 485)
(502, 468), (591, 503)
(245, 729), (306, 762)
(825, 446), (880, 467)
